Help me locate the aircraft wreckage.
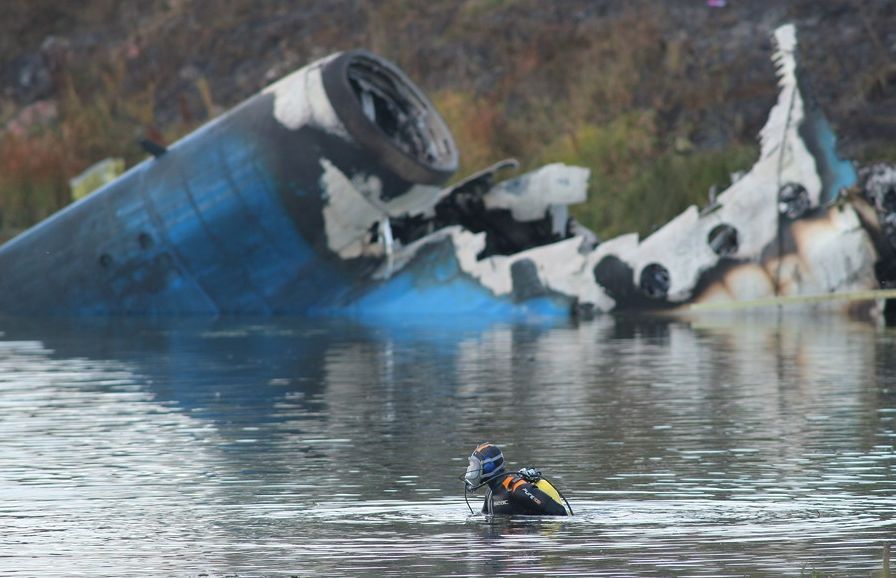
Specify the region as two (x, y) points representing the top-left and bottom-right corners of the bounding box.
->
(0, 24), (894, 319)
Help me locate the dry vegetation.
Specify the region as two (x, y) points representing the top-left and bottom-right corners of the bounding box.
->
(1, 0), (894, 241)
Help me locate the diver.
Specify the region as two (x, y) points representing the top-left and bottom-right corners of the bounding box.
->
(461, 442), (572, 516)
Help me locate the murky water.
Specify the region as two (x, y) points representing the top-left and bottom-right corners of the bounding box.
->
(2, 313), (896, 576)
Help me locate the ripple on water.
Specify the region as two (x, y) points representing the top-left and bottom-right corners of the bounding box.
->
(1, 317), (896, 576)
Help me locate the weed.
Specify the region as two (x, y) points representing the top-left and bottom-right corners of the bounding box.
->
(0, 0), (874, 244)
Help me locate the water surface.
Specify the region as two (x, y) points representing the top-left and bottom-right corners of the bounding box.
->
(2, 314), (895, 576)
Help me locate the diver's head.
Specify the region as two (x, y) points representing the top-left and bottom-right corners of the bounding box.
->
(463, 442), (506, 491)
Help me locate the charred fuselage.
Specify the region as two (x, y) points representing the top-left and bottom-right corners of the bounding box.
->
(0, 27), (892, 320)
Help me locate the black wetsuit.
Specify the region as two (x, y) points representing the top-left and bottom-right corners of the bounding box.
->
(482, 472), (568, 516)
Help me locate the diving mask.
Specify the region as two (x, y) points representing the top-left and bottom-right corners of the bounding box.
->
(462, 443), (505, 490)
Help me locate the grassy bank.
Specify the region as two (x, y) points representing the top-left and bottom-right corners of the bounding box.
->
(435, 90), (759, 238)
(1, 0), (894, 242)
(0, 52), (206, 241)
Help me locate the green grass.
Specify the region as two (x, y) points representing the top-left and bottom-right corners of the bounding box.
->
(0, 0), (876, 243)
(578, 145), (758, 239)
(535, 114), (757, 238)
(0, 53), (203, 235)
(856, 142), (896, 166)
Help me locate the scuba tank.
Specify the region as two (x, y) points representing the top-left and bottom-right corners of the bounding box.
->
(535, 478), (564, 506)
(517, 467), (574, 515)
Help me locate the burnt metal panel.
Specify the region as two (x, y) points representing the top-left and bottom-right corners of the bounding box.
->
(0, 51), (458, 316)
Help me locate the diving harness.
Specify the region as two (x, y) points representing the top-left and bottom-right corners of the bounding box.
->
(462, 467), (574, 516)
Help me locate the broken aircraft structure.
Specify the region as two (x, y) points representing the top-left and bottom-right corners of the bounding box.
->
(0, 24), (894, 319)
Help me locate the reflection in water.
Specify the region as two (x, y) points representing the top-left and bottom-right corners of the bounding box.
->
(1, 314), (895, 576)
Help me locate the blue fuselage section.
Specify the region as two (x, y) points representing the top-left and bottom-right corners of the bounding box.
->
(0, 92), (568, 319)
